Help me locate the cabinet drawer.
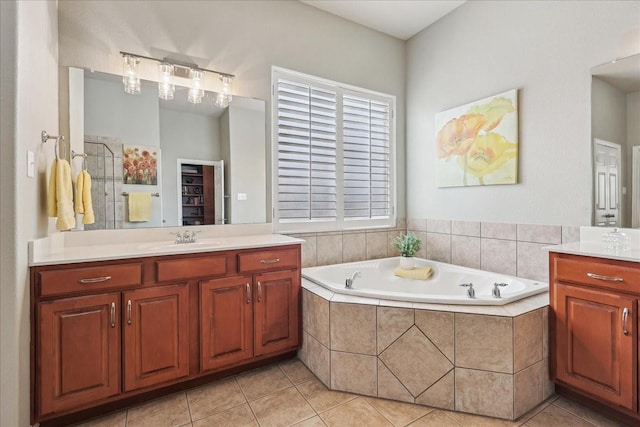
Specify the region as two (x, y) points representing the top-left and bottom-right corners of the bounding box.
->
(39, 263), (142, 297)
(238, 247), (299, 273)
(553, 255), (640, 294)
(156, 255), (227, 282)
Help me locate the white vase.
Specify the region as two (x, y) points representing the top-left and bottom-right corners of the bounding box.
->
(399, 256), (414, 270)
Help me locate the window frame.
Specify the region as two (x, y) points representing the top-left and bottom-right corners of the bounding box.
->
(271, 66), (397, 233)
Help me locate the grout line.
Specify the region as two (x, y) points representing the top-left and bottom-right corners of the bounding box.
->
(184, 390), (193, 424)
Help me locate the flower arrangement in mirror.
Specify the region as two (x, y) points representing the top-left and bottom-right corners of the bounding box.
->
(392, 233), (422, 270)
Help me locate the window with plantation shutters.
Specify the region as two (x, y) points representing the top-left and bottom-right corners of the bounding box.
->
(273, 68), (395, 232)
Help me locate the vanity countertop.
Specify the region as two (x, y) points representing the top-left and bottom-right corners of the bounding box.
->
(546, 226), (640, 263)
(29, 232), (303, 266)
(547, 241), (640, 263)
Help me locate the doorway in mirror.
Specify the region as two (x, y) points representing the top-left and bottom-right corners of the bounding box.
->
(177, 159), (224, 226)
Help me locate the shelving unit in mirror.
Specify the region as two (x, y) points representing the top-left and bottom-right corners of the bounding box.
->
(181, 164), (214, 225)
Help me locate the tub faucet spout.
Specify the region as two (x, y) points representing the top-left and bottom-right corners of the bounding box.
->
(345, 271), (362, 289)
(460, 283), (476, 299)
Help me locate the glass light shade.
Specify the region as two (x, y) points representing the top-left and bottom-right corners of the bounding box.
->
(122, 55), (141, 95)
(215, 74), (233, 108)
(158, 63), (175, 100)
(188, 68), (204, 104)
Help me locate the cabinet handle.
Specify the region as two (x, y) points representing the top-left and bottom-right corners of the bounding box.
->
(246, 283), (251, 304)
(586, 273), (623, 282)
(79, 276), (112, 284)
(259, 258), (280, 264)
(622, 307), (629, 336)
(110, 302), (116, 328)
(257, 282), (262, 302)
(127, 300), (132, 325)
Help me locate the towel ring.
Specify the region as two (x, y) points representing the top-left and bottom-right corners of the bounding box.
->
(41, 130), (65, 160)
(71, 150), (87, 170)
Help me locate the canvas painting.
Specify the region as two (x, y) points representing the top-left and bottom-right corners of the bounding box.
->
(436, 89), (518, 187)
(123, 145), (159, 185)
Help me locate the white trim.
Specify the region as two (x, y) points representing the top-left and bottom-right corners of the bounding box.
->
(271, 67), (397, 233)
(632, 145), (640, 228)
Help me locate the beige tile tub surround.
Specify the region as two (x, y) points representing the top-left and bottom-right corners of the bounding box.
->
(299, 288), (550, 420)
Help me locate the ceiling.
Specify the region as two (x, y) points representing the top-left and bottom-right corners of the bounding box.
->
(300, 0), (466, 40)
(591, 54), (640, 93)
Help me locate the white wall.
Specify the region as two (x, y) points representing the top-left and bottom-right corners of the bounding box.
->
(58, 0), (407, 222)
(160, 108), (220, 226)
(628, 91), (640, 226)
(406, 0), (640, 226)
(0, 1), (59, 426)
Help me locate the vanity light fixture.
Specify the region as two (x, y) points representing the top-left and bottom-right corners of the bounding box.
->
(158, 62), (175, 100)
(122, 54), (141, 95)
(188, 68), (204, 104)
(119, 51), (235, 107)
(215, 74), (233, 108)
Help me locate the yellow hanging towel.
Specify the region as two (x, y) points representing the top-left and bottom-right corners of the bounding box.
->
(75, 170), (95, 224)
(47, 159), (76, 230)
(128, 192), (152, 222)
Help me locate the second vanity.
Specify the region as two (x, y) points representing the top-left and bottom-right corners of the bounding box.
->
(29, 226), (302, 426)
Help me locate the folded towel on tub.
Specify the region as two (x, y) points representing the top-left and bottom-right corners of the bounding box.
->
(393, 266), (433, 280)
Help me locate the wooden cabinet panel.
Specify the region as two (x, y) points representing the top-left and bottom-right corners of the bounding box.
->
(156, 255), (227, 282)
(238, 247), (299, 273)
(553, 255), (640, 294)
(200, 276), (254, 371)
(38, 293), (120, 415)
(123, 284), (189, 391)
(254, 270), (300, 356)
(554, 283), (636, 411)
(39, 263), (142, 297)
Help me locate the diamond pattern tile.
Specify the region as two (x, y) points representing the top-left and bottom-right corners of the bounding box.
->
(379, 326), (453, 397)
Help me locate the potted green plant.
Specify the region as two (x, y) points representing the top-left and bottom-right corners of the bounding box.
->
(392, 232), (422, 270)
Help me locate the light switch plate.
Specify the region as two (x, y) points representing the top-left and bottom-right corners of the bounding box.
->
(237, 193), (247, 200)
(27, 150), (35, 177)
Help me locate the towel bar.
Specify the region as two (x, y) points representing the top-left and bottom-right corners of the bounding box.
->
(41, 130), (65, 159)
(122, 192), (160, 197)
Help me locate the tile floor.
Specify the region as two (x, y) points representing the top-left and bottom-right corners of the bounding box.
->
(76, 359), (625, 427)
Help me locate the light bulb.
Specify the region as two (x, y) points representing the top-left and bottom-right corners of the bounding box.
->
(188, 68), (204, 104)
(122, 55), (141, 95)
(215, 74), (233, 108)
(158, 62), (175, 100)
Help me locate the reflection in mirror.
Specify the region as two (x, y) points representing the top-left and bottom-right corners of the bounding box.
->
(591, 54), (640, 228)
(69, 68), (267, 230)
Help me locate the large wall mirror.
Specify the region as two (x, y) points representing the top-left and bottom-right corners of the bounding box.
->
(591, 53), (640, 228)
(67, 67), (267, 230)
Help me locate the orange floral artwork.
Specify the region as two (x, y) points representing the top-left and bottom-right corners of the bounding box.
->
(436, 90), (518, 187)
(123, 145), (159, 185)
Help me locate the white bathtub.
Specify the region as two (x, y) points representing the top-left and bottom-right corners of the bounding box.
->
(302, 257), (548, 305)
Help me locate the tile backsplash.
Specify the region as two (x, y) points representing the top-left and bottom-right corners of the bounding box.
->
(287, 218), (581, 283)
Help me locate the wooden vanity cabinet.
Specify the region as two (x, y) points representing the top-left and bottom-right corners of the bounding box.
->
(32, 244), (301, 425)
(550, 252), (639, 421)
(199, 247), (301, 371)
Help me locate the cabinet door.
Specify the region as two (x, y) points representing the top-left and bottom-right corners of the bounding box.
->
(38, 293), (120, 415)
(254, 270), (300, 356)
(200, 276), (254, 371)
(123, 284), (189, 391)
(555, 283), (636, 410)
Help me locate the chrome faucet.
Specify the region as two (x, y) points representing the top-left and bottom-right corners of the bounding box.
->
(169, 231), (184, 244)
(460, 283), (476, 299)
(345, 271), (362, 289)
(492, 282), (508, 298)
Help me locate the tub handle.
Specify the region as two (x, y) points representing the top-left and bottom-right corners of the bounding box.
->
(460, 283), (476, 299)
